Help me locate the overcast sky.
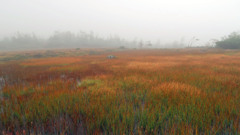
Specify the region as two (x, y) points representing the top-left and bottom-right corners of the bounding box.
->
(1, 0), (240, 45)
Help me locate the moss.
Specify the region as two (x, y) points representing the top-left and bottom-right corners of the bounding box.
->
(78, 79), (103, 88)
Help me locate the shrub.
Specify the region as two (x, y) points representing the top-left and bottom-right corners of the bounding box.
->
(215, 32), (240, 49)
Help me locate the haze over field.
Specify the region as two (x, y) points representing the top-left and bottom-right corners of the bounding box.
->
(1, 1), (240, 134)
(1, 0), (240, 47)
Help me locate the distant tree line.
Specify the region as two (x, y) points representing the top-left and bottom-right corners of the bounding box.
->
(0, 32), (44, 50)
(215, 32), (240, 49)
(0, 31), (141, 51)
(0, 31), (191, 51)
(47, 31), (138, 48)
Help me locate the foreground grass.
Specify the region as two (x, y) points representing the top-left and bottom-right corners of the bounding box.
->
(0, 48), (240, 134)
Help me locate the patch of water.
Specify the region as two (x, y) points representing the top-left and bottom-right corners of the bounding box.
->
(0, 76), (5, 114)
(76, 79), (81, 87)
(0, 76), (5, 91)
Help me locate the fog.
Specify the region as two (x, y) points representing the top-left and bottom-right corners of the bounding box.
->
(1, 0), (240, 49)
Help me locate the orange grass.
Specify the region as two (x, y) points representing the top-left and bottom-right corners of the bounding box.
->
(22, 57), (81, 66)
(0, 48), (239, 134)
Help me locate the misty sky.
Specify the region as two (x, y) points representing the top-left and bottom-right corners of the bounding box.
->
(1, 0), (240, 45)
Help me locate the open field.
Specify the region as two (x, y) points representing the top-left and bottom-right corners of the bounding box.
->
(0, 48), (240, 134)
